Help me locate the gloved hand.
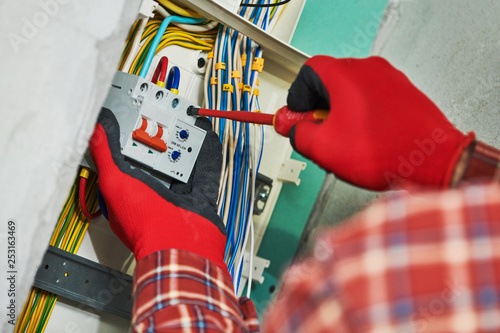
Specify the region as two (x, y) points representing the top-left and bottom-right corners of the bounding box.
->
(89, 108), (227, 270)
(286, 55), (475, 190)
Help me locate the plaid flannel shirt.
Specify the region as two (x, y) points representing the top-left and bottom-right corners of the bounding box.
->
(132, 250), (259, 332)
(132, 142), (500, 332)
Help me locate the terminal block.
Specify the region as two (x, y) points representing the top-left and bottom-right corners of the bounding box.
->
(101, 71), (206, 184)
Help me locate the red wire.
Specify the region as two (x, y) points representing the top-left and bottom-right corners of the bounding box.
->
(79, 176), (102, 220)
(151, 56), (169, 84)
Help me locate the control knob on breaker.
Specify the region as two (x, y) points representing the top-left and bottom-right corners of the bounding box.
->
(179, 130), (189, 140)
(171, 151), (181, 160)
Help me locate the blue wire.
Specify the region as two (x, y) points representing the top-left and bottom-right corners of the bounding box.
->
(222, 6), (270, 280)
(166, 66), (180, 90)
(228, 123), (251, 271)
(228, 159), (247, 270)
(214, 26), (223, 114)
(235, 259), (244, 294)
(237, 180), (254, 281)
(139, 16), (205, 78)
(253, 2), (264, 23)
(224, 130), (243, 262)
(227, 47), (244, 270)
(224, 136), (238, 259)
(221, 28), (228, 109)
(244, 39), (252, 86)
(239, 4), (249, 17)
(228, 168), (245, 269)
(96, 188), (108, 221)
(208, 80), (213, 110)
(249, 46), (262, 89)
(242, 39), (253, 112)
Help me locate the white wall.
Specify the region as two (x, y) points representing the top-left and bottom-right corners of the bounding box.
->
(0, 1), (136, 332)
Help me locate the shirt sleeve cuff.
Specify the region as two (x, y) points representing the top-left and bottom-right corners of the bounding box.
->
(131, 249), (258, 332)
(462, 141), (500, 183)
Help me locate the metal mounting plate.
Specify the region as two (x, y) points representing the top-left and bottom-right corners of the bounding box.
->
(34, 246), (133, 319)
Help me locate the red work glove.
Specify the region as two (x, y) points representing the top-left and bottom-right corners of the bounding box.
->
(89, 108), (227, 270)
(287, 56), (475, 190)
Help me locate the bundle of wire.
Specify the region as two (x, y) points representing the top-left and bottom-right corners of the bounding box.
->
(15, 168), (99, 333)
(118, 2), (219, 77)
(204, 0), (287, 296)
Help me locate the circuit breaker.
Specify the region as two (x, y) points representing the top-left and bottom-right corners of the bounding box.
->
(102, 71), (206, 185)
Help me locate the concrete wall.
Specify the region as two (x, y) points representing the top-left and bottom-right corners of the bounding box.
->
(0, 1), (136, 331)
(373, 0), (499, 146)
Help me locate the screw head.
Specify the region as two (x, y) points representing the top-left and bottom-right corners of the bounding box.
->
(171, 98), (179, 108)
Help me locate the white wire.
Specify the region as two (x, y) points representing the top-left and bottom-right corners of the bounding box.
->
(218, 163), (229, 215)
(154, 6), (219, 32)
(232, 34), (243, 111)
(254, 4), (268, 28)
(246, 126), (258, 297)
(173, 21), (218, 32)
(246, 200), (255, 298)
(216, 27), (225, 111)
(218, 27), (235, 214)
(203, 57), (213, 109)
(210, 28), (220, 134)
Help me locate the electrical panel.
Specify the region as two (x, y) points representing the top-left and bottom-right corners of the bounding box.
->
(12, 0), (308, 331)
(211, 0), (241, 13)
(103, 71), (206, 185)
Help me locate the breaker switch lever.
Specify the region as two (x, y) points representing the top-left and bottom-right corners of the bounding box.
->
(132, 118), (167, 152)
(150, 125), (167, 152)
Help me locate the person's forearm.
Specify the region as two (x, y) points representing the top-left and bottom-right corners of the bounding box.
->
(451, 141), (500, 186)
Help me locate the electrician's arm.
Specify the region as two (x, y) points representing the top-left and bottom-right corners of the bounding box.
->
(89, 109), (259, 332)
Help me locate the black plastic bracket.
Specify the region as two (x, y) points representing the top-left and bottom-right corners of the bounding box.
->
(34, 246), (133, 319)
(254, 173), (273, 215)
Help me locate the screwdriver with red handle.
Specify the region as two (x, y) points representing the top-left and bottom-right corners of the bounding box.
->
(187, 106), (329, 137)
